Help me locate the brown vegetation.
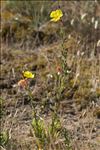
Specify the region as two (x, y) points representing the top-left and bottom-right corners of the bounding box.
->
(0, 1), (100, 150)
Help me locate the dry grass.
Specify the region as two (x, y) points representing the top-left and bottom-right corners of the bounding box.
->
(0, 1), (100, 150)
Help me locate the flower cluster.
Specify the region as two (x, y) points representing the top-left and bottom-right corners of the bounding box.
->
(18, 71), (35, 89)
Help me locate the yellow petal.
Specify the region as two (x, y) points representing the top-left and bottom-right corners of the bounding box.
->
(50, 16), (61, 22)
(50, 10), (56, 18)
(56, 9), (63, 17)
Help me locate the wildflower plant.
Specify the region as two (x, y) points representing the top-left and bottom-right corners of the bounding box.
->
(30, 8), (72, 149)
(16, 7), (72, 150)
(47, 8), (71, 112)
(17, 69), (71, 149)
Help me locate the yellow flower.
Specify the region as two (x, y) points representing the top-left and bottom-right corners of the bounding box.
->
(50, 9), (63, 22)
(23, 71), (35, 79)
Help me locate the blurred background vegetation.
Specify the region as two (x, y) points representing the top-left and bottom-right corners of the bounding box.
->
(1, 0), (100, 48)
